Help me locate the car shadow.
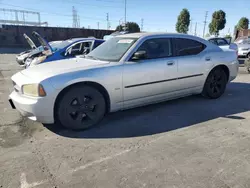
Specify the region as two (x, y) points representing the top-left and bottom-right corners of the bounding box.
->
(44, 82), (250, 139)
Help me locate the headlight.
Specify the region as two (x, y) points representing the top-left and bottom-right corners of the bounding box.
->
(22, 84), (46, 97)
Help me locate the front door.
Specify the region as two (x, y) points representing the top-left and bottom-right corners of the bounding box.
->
(123, 37), (178, 109)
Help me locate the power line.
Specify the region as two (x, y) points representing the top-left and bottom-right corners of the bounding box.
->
(203, 11), (208, 38)
(56, 0), (123, 8)
(0, 3), (121, 22)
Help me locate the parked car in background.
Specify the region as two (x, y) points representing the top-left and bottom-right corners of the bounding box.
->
(16, 33), (62, 66)
(16, 32), (63, 66)
(235, 37), (250, 58)
(9, 33), (239, 130)
(207, 37), (238, 54)
(25, 37), (105, 68)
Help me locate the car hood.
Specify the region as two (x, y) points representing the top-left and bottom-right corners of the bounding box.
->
(23, 33), (36, 49)
(20, 57), (110, 81)
(32, 31), (53, 53)
(238, 44), (250, 49)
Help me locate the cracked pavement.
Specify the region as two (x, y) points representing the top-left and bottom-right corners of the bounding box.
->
(1, 52), (250, 188)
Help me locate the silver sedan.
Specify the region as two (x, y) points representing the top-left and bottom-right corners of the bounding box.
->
(9, 33), (239, 130)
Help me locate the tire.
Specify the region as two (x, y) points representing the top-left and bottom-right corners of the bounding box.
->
(247, 67), (250, 74)
(202, 68), (228, 99)
(247, 53), (250, 59)
(56, 85), (106, 130)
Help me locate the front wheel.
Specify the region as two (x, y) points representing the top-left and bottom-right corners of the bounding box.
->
(56, 85), (106, 130)
(202, 68), (228, 99)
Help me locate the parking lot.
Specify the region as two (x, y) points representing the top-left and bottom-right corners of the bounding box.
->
(1, 51), (250, 188)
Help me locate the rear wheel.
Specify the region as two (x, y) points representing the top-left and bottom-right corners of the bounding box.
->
(202, 68), (228, 99)
(247, 53), (250, 59)
(56, 85), (106, 130)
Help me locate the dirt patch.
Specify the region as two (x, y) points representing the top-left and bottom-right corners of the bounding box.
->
(0, 119), (44, 148)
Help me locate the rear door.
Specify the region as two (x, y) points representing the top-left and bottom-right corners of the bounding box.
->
(173, 38), (207, 89)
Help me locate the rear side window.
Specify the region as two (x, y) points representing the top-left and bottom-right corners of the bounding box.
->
(174, 38), (206, 56)
(216, 38), (228, 46)
(208, 39), (217, 45)
(137, 38), (172, 59)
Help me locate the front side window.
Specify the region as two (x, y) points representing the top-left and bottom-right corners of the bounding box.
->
(174, 38), (206, 56)
(86, 37), (137, 61)
(93, 40), (104, 49)
(137, 38), (172, 59)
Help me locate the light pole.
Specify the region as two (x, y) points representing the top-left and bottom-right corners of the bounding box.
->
(124, 0), (127, 31)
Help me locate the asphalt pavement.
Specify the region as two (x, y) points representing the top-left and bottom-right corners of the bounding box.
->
(1, 52), (250, 188)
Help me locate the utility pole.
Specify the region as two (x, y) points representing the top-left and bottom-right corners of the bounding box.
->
(203, 11), (208, 38)
(124, 0), (127, 31)
(189, 18), (193, 35)
(141, 18), (144, 31)
(194, 22), (197, 36)
(106, 13), (109, 30)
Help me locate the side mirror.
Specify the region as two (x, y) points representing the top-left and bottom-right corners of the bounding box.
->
(132, 51), (147, 60)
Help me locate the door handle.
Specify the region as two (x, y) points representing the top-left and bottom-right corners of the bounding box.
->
(205, 57), (211, 61)
(167, 61), (175, 66)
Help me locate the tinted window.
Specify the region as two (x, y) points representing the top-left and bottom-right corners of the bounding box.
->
(174, 38), (205, 56)
(72, 43), (82, 50)
(216, 38), (228, 46)
(137, 38), (172, 59)
(93, 40), (104, 49)
(208, 39), (217, 45)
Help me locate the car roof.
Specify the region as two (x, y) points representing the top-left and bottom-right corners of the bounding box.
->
(68, 38), (104, 42)
(207, 37), (224, 40)
(118, 32), (198, 39)
(117, 32), (211, 44)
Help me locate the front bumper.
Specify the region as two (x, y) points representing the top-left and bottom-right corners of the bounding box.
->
(9, 91), (55, 124)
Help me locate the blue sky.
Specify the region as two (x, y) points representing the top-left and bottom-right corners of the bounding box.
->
(0, 0), (249, 36)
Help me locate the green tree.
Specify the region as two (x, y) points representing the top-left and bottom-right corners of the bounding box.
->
(116, 22), (140, 32)
(205, 33), (210, 38)
(225, 34), (231, 38)
(237, 17), (249, 30)
(176, 8), (190, 34)
(209, 10), (226, 36)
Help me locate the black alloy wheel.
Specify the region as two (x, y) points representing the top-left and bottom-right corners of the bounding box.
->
(202, 68), (227, 99)
(56, 85), (106, 130)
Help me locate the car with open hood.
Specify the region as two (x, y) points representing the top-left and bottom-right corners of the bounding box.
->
(25, 37), (105, 68)
(207, 37), (238, 54)
(16, 32), (62, 66)
(9, 32), (239, 130)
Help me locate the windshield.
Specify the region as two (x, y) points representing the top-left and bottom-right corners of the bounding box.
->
(86, 37), (137, 61)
